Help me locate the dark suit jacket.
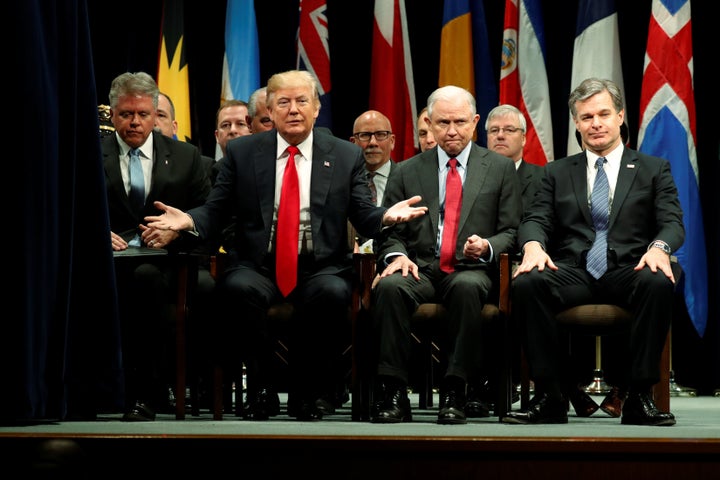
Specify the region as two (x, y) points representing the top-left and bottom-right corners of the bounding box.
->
(378, 143), (522, 270)
(518, 148), (684, 269)
(516, 159), (544, 214)
(188, 128), (384, 273)
(351, 160), (399, 248)
(102, 131), (211, 246)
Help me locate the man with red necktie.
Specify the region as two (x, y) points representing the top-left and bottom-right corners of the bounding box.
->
(370, 85), (522, 425)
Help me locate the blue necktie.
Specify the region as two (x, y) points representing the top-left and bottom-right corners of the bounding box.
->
(128, 148), (145, 212)
(128, 148), (144, 247)
(587, 157), (609, 279)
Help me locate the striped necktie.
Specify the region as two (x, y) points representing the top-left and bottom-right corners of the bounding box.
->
(586, 157), (609, 279)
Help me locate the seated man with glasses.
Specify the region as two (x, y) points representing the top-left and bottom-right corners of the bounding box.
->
(349, 110), (398, 252)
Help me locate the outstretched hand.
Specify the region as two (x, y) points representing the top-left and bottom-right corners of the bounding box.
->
(144, 201), (194, 231)
(382, 195), (427, 226)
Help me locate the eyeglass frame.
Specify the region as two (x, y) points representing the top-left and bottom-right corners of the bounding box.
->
(487, 126), (524, 136)
(353, 130), (392, 142)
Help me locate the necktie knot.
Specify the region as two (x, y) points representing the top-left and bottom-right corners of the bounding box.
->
(595, 157), (605, 169)
(448, 158), (458, 169)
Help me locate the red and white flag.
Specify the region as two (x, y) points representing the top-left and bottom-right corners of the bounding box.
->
(499, 0), (553, 165)
(297, 0), (332, 129)
(369, 0), (417, 162)
(638, 0), (707, 337)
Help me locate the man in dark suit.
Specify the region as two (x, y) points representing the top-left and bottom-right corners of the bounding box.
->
(145, 69), (427, 421)
(370, 85), (523, 425)
(103, 72), (211, 421)
(485, 104), (544, 214)
(502, 77), (684, 426)
(349, 109), (399, 252)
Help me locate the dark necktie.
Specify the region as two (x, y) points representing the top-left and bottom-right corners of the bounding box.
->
(128, 148), (145, 213)
(276, 146), (300, 297)
(587, 157), (609, 279)
(367, 171), (377, 205)
(440, 158), (462, 273)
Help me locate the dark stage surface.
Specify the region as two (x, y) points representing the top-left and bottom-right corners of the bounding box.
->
(3, 395), (718, 478)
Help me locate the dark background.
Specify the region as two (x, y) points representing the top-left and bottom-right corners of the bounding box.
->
(88, 0), (718, 393)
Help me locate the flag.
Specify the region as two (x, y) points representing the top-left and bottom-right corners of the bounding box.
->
(499, 0), (553, 165)
(158, 0), (191, 142)
(370, 0), (417, 161)
(638, 0), (707, 337)
(218, 0), (260, 158)
(439, 0), (498, 147)
(567, 0), (626, 156)
(297, 0), (332, 130)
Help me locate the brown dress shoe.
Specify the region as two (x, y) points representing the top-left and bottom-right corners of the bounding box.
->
(599, 386), (627, 418)
(567, 386), (599, 417)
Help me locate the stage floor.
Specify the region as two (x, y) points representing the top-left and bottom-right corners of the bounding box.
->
(3, 395), (719, 478)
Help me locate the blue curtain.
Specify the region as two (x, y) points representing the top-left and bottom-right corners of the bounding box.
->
(5, 0), (123, 422)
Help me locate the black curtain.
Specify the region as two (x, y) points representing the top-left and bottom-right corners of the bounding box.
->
(7, 0), (123, 422)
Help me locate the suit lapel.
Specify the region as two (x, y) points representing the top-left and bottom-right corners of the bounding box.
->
(253, 133), (278, 230)
(418, 151), (440, 236)
(570, 153), (593, 226)
(460, 145), (489, 232)
(610, 149), (639, 228)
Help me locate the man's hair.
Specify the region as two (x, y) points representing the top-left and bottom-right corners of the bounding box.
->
(215, 99), (248, 127)
(568, 77), (624, 119)
(248, 87), (267, 118)
(426, 85), (476, 119)
(108, 72), (159, 110)
(484, 104), (527, 131)
(266, 70), (321, 110)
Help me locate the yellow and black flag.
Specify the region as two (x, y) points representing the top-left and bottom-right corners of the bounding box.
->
(158, 0), (191, 142)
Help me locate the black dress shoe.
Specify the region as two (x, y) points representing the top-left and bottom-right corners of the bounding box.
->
(291, 400), (323, 421)
(122, 401), (156, 422)
(438, 389), (467, 425)
(370, 385), (412, 424)
(599, 386), (627, 418)
(621, 392), (675, 426)
(315, 396), (336, 417)
(502, 393), (568, 424)
(567, 386), (599, 417)
(244, 388), (280, 421)
(465, 382), (491, 418)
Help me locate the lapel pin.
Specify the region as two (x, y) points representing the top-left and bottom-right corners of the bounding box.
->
(324, 161), (330, 167)
(627, 164), (635, 168)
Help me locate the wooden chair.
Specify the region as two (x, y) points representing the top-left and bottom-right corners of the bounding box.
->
(350, 252), (514, 421)
(518, 260), (681, 413)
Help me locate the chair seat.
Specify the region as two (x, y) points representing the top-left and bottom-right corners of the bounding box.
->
(556, 304), (633, 334)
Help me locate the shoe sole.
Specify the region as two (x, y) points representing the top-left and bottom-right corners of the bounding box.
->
(370, 414), (412, 424)
(621, 417), (676, 426)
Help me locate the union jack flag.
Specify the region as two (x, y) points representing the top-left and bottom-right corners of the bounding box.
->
(297, 0), (332, 129)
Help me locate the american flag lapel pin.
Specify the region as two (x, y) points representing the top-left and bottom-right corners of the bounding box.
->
(324, 161), (330, 167)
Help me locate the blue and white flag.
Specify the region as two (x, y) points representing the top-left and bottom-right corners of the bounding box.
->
(567, 0), (625, 156)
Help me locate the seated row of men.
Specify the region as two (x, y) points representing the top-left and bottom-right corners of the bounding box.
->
(99, 70), (683, 427)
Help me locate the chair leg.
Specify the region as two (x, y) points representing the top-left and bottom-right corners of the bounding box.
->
(213, 365), (224, 420)
(653, 331), (671, 412)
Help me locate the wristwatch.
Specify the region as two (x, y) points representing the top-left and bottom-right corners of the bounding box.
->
(648, 240), (672, 255)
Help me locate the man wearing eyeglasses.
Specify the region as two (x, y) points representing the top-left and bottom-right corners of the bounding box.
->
(486, 104), (544, 213)
(349, 110), (399, 252)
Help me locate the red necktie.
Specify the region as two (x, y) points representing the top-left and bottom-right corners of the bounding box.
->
(440, 158), (462, 273)
(276, 146), (300, 297)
